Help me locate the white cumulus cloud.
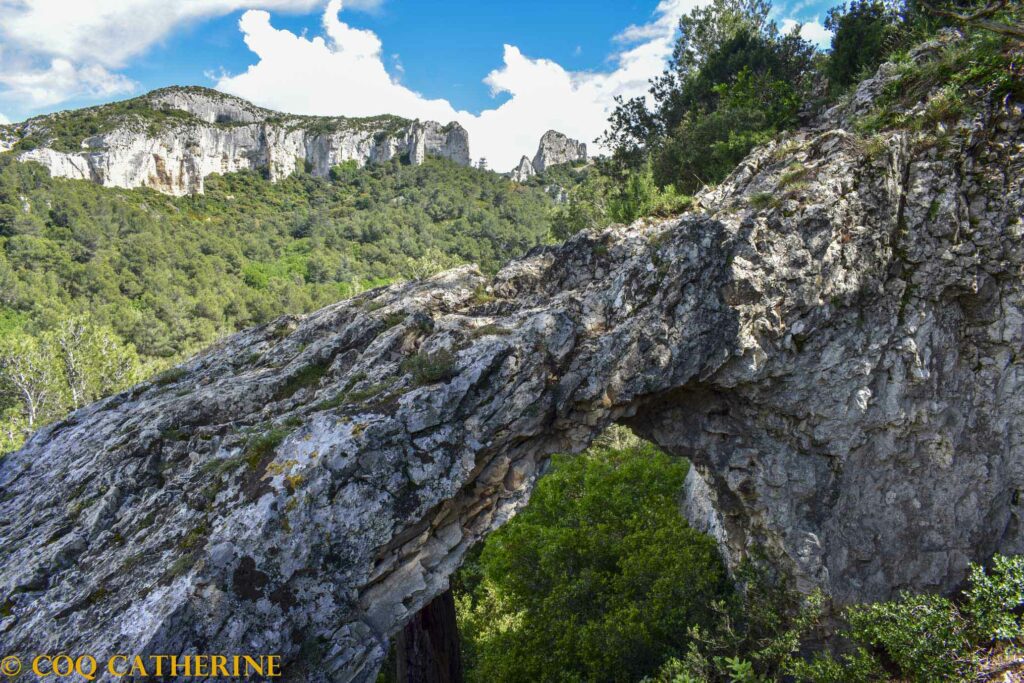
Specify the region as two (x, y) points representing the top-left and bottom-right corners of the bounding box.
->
(0, 112), (9, 124)
(0, 58), (136, 109)
(218, 0), (704, 171)
(0, 0), (390, 68)
(781, 18), (833, 48)
(0, 0), (381, 117)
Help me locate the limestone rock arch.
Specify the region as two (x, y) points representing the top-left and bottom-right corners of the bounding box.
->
(1, 98), (1022, 681)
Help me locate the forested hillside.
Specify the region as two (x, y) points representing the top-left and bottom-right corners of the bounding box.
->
(0, 156), (561, 451)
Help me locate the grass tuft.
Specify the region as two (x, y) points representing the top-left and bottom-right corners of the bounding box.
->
(243, 428), (292, 469)
(152, 367), (187, 386)
(275, 361), (330, 401)
(748, 192), (779, 210)
(401, 349), (457, 386)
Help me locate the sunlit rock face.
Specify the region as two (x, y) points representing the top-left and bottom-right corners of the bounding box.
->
(5, 87), (471, 196)
(532, 129), (587, 172)
(1, 63), (1022, 681)
(508, 130), (584, 181)
(511, 155), (537, 182)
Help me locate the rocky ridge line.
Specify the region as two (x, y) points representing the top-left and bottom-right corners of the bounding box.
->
(0, 87), (471, 196)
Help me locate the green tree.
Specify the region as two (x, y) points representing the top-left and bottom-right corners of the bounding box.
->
(455, 437), (730, 682)
(0, 317), (144, 454)
(50, 317), (145, 410)
(825, 1), (902, 92)
(602, 0), (815, 192)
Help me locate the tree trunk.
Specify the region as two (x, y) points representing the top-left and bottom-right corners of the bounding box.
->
(395, 588), (464, 683)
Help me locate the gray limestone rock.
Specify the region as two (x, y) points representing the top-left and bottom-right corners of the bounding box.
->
(1, 65), (1022, 682)
(532, 130), (586, 172)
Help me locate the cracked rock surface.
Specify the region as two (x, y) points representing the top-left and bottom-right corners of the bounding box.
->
(1, 70), (1022, 681)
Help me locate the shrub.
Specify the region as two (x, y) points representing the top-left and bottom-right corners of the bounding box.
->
(964, 554), (1024, 642)
(789, 554), (1024, 683)
(455, 441), (731, 683)
(845, 593), (977, 681)
(608, 168), (693, 223)
(401, 349), (457, 385)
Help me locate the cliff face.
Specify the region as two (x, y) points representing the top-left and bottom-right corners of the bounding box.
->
(511, 155), (537, 182)
(1, 65), (1022, 681)
(532, 129), (587, 172)
(508, 130), (587, 180)
(2, 88), (472, 196)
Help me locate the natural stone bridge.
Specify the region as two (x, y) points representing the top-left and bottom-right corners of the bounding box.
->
(1, 89), (1021, 680)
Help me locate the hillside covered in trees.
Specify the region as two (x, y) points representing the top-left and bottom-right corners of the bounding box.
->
(0, 156), (564, 451)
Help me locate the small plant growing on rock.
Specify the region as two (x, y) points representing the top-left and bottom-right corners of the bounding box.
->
(778, 163), (809, 188)
(178, 521), (209, 551)
(472, 285), (495, 305)
(243, 428), (291, 469)
(381, 312), (406, 329)
(275, 361), (330, 400)
(748, 192), (780, 210)
(152, 367), (187, 386)
(401, 349), (457, 385)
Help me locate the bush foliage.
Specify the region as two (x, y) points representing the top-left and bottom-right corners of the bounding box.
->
(449, 433), (1024, 682)
(454, 435), (732, 682)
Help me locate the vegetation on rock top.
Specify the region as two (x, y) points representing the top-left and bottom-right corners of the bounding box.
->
(5, 85), (416, 153)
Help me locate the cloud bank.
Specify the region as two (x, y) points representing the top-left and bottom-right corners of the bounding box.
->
(0, 0), (379, 113)
(217, 0), (701, 171)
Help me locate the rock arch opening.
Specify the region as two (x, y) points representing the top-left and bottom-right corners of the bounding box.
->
(377, 425), (726, 683)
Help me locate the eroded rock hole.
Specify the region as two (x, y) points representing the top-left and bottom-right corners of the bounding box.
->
(377, 426), (729, 682)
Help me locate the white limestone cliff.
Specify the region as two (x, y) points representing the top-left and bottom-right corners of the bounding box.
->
(532, 130), (587, 172)
(510, 155), (536, 182)
(4, 88), (472, 196)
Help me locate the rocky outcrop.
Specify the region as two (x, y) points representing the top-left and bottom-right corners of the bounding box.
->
(509, 130), (586, 181)
(408, 121), (470, 167)
(532, 129), (586, 172)
(149, 87), (268, 125)
(0, 128), (14, 154)
(1, 68), (1022, 681)
(4, 87), (471, 195)
(510, 155), (536, 182)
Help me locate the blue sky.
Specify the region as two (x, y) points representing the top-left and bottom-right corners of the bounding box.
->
(0, 0), (835, 168)
(135, 2), (665, 115)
